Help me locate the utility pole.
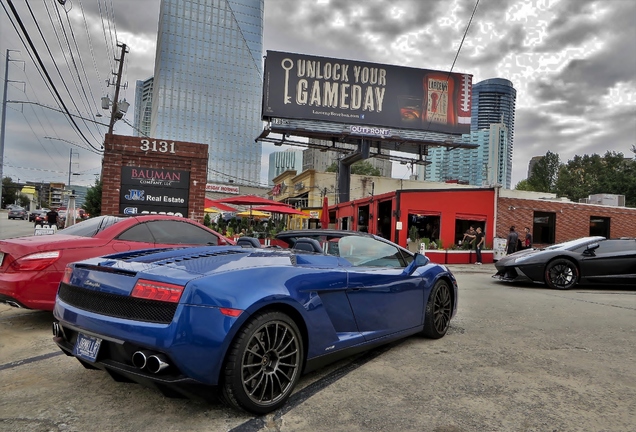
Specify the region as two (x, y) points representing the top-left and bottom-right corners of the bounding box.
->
(1, 49), (23, 207)
(107, 43), (129, 135)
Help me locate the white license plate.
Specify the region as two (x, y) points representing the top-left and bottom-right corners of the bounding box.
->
(73, 333), (102, 362)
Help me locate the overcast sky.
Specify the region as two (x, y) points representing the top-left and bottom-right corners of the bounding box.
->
(1, 0), (634, 189)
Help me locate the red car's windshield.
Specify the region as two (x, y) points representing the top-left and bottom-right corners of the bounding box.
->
(58, 216), (125, 237)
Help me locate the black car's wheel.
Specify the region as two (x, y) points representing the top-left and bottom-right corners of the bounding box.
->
(545, 258), (579, 290)
(422, 279), (452, 339)
(220, 311), (303, 414)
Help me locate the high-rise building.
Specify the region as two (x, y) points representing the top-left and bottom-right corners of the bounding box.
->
(133, 77), (153, 137)
(268, 149), (303, 185)
(527, 156), (543, 178)
(471, 78), (516, 187)
(149, 0), (264, 186)
(303, 140), (393, 177)
(422, 120), (510, 187)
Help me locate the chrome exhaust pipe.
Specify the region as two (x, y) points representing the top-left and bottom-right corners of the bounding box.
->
(146, 354), (170, 374)
(5, 300), (22, 308)
(52, 321), (61, 337)
(132, 351), (154, 369)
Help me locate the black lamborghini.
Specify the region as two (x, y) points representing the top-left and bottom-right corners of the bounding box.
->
(493, 236), (636, 289)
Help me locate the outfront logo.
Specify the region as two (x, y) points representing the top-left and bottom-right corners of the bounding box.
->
(123, 207), (138, 215)
(124, 189), (145, 201)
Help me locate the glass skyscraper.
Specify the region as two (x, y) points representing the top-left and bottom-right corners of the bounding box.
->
(471, 78), (516, 188)
(150, 0), (264, 186)
(422, 78), (516, 188)
(133, 77), (153, 137)
(423, 121), (512, 188)
(268, 149), (303, 185)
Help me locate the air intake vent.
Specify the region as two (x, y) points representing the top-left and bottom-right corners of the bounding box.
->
(152, 249), (245, 266)
(58, 283), (177, 323)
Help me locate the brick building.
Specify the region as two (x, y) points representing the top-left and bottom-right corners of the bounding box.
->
(101, 134), (208, 222)
(496, 190), (636, 246)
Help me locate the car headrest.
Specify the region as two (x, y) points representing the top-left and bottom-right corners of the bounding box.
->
(293, 238), (323, 253)
(236, 237), (262, 248)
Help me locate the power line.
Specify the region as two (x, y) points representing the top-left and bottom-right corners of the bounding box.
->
(4, 0), (103, 152)
(25, 1), (103, 147)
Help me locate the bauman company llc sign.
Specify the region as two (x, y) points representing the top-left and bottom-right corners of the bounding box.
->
(119, 167), (190, 217)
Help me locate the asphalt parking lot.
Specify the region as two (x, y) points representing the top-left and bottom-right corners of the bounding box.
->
(0, 216), (635, 431)
(1, 266), (634, 432)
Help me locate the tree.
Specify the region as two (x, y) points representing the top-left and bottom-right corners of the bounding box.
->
(83, 177), (102, 216)
(514, 179), (532, 191)
(554, 151), (636, 206)
(17, 194), (30, 208)
(526, 151), (561, 192)
(326, 160), (381, 176)
(1, 177), (19, 208)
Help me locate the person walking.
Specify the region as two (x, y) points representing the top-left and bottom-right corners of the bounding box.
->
(46, 207), (59, 228)
(524, 227), (533, 249)
(506, 225), (518, 255)
(474, 226), (484, 264)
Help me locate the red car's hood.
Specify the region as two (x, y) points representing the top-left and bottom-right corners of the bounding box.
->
(0, 235), (109, 258)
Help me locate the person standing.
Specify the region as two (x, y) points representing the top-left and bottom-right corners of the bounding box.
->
(524, 227), (533, 249)
(462, 226), (476, 247)
(506, 226), (518, 255)
(474, 227), (484, 264)
(46, 207), (59, 228)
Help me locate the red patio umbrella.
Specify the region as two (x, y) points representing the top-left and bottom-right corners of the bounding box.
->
(321, 196), (330, 229)
(215, 195), (291, 207)
(204, 198), (236, 212)
(253, 205), (309, 217)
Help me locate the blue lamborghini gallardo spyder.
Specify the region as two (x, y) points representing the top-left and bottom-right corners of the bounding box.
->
(53, 230), (458, 414)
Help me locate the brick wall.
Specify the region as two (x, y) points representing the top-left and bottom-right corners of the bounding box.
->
(101, 134), (208, 222)
(497, 196), (636, 245)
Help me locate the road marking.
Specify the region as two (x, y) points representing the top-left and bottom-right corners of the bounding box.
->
(0, 351), (63, 371)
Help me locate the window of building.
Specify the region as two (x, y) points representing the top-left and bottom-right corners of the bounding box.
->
(454, 218), (486, 248)
(533, 211), (556, 244)
(407, 213), (440, 244)
(589, 216), (610, 238)
(357, 205), (370, 233)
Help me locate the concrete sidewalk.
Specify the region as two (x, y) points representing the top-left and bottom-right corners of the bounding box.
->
(445, 263), (497, 274)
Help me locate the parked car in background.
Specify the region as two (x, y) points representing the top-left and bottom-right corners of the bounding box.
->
(57, 209), (67, 226)
(8, 206), (28, 220)
(493, 236), (636, 289)
(0, 214), (235, 310)
(29, 208), (50, 223)
(30, 209), (50, 226)
(52, 229), (458, 414)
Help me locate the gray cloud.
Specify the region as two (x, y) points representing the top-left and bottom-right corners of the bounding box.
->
(1, 0), (634, 189)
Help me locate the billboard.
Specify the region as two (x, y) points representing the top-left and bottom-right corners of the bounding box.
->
(262, 51), (472, 135)
(119, 167), (190, 217)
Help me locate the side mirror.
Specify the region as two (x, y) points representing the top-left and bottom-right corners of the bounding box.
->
(414, 253), (429, 267)
(583, 243), (599, 256)
(405, 253), (430, 275)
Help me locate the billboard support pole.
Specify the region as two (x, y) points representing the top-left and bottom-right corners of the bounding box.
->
(337, 139), (371, 203)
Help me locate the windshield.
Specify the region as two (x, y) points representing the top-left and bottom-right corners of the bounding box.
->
(544, 236), (605, 251)
(58, 216), (124, 237)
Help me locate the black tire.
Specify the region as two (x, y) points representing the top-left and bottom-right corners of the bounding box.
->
(220, 311), (303, 414)
(422, 279), (452, 339)
(544, 258), (579, 290)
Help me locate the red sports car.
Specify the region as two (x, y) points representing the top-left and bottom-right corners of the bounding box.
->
(0, 215), (234, 311)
